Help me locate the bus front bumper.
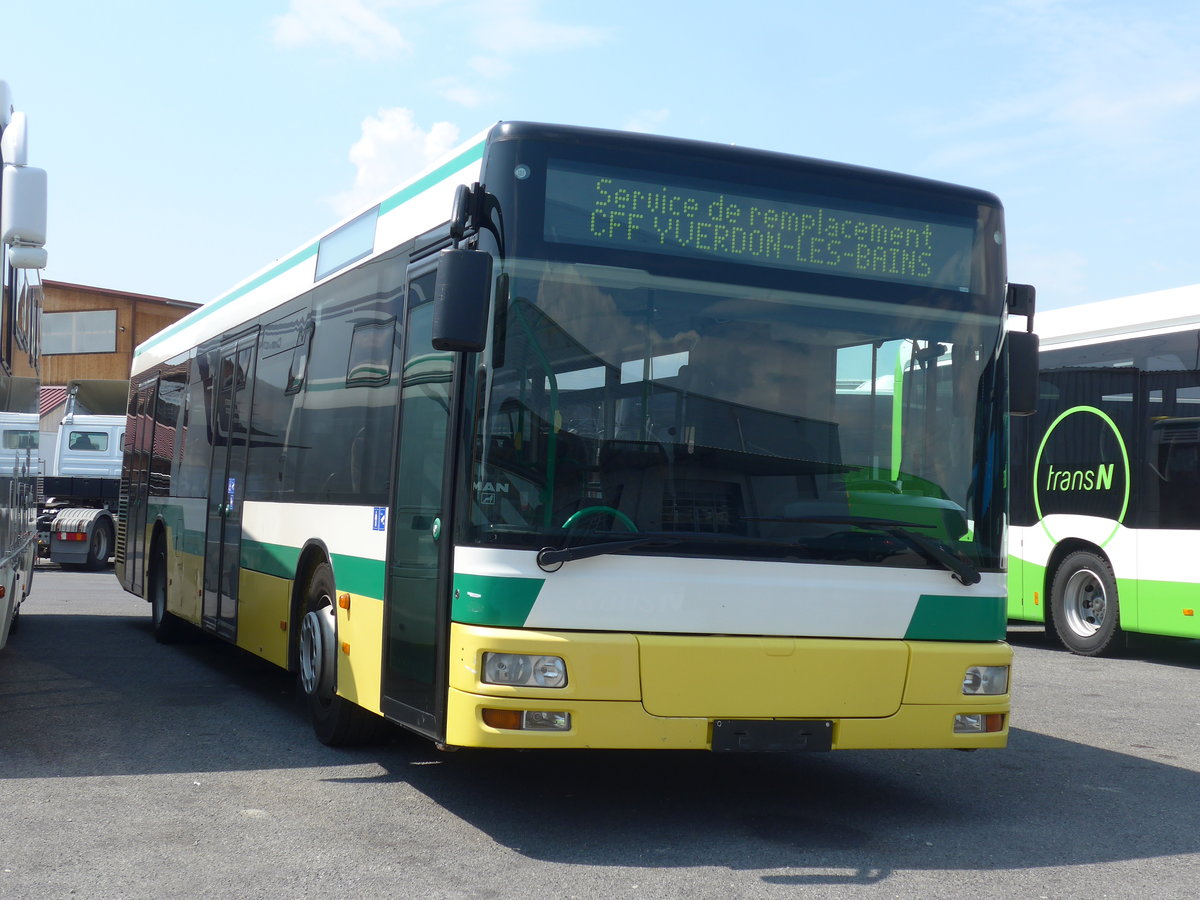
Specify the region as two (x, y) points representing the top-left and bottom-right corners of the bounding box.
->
(444, 625), (1011, 751)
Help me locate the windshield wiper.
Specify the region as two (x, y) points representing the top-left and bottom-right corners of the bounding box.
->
(536, 537), (682, 571)
(884, 527), (981, 586)
(752, 514), (981, 586)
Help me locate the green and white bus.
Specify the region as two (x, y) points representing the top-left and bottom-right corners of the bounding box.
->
(118, 122), (1035, 750)
(1010, 284), (1200, 655)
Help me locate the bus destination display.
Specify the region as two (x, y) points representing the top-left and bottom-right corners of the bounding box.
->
(544, 163), (976, 291)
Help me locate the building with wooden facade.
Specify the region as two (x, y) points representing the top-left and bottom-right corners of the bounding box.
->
(37, 281), (200, 469)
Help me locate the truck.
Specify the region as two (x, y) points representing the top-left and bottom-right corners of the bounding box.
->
(37, 380), (127, 569)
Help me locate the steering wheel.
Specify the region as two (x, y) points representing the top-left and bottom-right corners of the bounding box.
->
(560, 505), (639, 533)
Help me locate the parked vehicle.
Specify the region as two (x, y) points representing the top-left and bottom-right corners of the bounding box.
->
(37, 381), (125, 569)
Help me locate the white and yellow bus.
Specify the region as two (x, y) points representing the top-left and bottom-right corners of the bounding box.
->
(117, 122), (1035, 750)
(1010, 284), (1200, 655)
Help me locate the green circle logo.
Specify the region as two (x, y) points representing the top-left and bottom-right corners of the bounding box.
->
(1032, 405), (1130, 547)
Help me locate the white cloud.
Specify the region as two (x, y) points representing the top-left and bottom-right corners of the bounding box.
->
(331, 108), (460, 215)
(271, 0), (410, 59)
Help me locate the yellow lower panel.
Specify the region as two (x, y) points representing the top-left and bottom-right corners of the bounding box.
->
(168, 547), (204, 625)
(336, 594), (384, 715)
(444, 688), (1008, 750)
(235, 569), (291, 668)
(638, 634), (908, 718)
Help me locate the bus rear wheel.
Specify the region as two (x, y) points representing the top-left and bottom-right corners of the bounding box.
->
(1050, 550), (1121, 656)
(298, 562), (386, 746)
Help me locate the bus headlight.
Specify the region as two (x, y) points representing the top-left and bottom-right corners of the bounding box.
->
(954, 713), (1005, 733)
(482, 652), (567, 688)
(962, 665), (1009, 695)
(482, 709), (572, 731)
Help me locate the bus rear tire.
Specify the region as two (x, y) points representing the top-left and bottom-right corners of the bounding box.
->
(299, 562), (386, 746)
(1050, 550), (1121, 656)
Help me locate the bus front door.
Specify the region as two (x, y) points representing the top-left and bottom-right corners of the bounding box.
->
(202, 333), (258, 640)
(382, 266), (453, 737)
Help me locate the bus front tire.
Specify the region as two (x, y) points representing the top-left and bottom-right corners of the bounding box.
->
(299, 562), (386, 746)
(149, 540), (188, 644)
(1050, 550), (1121, 656)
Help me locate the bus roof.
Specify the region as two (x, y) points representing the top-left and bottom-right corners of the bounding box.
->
(1036, 283), (1200, 350)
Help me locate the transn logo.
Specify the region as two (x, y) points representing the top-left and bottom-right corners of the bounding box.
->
(1043, 463), (1114, 492)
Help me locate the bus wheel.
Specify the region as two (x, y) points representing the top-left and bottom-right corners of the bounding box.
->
(86, 519), (113, 570)
(298, 562), (386, 746)
(1050, 550), (1121, 656)
(149, 540), (187, 644)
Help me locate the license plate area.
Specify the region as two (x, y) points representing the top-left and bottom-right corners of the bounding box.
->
(711, 719), (833, 752)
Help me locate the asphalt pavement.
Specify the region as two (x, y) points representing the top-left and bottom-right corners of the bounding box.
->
(2, 564), (1199, 899)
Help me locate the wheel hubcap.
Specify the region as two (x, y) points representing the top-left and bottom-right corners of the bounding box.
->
(299, 603), (336, 700)
(1063, 568), (1107, 637)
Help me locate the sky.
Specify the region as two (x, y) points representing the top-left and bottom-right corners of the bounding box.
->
(4, 0), (1199, 312)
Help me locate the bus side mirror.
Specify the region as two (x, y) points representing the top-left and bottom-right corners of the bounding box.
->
(2, 164), (49, 269)
(1007, 330), (1039, 416)
(432, 247), (492, 352)
(1006, 282), (1036, 319)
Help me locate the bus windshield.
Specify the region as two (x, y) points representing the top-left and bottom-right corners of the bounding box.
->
(468, 258), (1006, 571)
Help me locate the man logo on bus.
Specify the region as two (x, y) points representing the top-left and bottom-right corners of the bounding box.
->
(1033, 405), (1130, 547)
(474, 480), (510, 506)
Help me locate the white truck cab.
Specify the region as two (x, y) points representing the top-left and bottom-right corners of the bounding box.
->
(52, 415), (124, 478)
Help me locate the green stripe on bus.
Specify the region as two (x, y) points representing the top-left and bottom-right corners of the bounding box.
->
(451, 573), (544, 627)
(240, 539), (301, 580)
(904, 594), (1007, 641)
(238, 539), (385, 599)
(330, 552), (386, 599)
